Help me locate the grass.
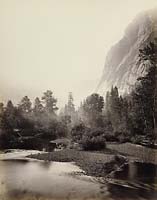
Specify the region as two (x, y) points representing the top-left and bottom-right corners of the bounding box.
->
(107, 142), (157, 164)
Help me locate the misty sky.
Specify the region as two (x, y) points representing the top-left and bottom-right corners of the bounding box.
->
(0, 0), (157, 107)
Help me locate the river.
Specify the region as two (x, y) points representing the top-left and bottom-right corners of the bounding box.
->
(0, 150), (105, 200)
(0, 150), (157, 200)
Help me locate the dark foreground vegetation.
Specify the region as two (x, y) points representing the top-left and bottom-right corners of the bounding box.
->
(0, 42), (157, 151)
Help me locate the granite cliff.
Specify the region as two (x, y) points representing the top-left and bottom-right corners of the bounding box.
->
(96, 9), (157, 95)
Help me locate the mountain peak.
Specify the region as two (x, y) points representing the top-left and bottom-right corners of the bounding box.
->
(96, 9), (157, 96)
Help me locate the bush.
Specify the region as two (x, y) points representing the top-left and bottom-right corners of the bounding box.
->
(114, 131), (131, 143)
(80, 128), (106, 150)
(71, 124), (106, 151)
(105, 134), (119, 142)
(71, 123), (86, 143)
(131, 135), (154, 147)
(0, 130), (18, 149)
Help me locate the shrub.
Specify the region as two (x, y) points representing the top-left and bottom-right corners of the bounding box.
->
(71, 124), (106, 151)
(71, 122), (86, 143)
(80, 128), (106, 150)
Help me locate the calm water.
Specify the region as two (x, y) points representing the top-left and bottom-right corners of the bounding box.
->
(0, 150), (157, 200)
(0, 151), (103, 200)
(107, 162), (157, 199)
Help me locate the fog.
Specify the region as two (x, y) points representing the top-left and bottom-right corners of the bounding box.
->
(0, 0), (157, 107)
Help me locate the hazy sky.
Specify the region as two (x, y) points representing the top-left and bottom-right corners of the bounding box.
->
(0, 0), (157, 107)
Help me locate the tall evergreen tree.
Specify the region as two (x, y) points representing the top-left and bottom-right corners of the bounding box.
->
(33, 97), (44, 115)
(18, 96), (32, 113)
(131, 42), (157, 139)
(107, 87), (122, 132)
(82, 93), (104, 127)
(0, 103), (4, 129)
(42, 90), (58, 114)
(64, 92), (77, 125)
(3, 101), (18, 130)
(66, 92), (75, 115)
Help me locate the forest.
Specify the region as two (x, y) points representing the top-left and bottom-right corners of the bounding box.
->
(0, 42), (157, 150)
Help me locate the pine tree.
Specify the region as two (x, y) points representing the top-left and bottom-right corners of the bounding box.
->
(33, 97), (44, 115)
(3, 101), (17, 130)
(42, 90), (58, 114)
(109, 87), (122, 132)
(67, 92), (75, 115)
(82, 93), (104, 127)
(63, 92), (79, 126)
(131, 41), (157, 140)
(0, 103), (4, 129)
(18, 96), (32, 113)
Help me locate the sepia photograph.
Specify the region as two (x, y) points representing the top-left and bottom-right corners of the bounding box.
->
(0, 0), (157, 200)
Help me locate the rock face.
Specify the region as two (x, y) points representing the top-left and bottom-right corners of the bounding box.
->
(96, 10), (157, 96)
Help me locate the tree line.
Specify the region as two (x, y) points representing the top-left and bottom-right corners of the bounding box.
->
(0, 90), (69, 149)
(72, 41), (157, 148)
(0, 41), (157, 150)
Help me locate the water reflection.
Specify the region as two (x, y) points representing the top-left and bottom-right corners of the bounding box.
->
(107, 162), (157, 199)
(114, 162), (157, 184)
(0, 150), (157, 200)
(0, 160), (102, 200)
(39, 161), (52, 169)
